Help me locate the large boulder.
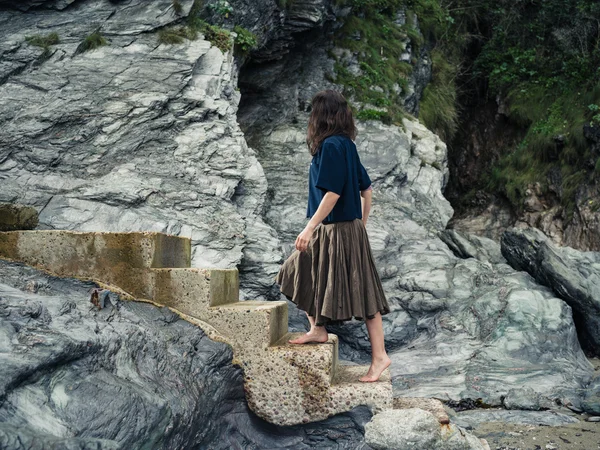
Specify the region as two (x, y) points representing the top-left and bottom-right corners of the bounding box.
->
(501, 227), (600, 354)
(365, 409), (489, 450)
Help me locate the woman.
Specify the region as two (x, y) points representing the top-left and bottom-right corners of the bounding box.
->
(276, 90), (391, 383)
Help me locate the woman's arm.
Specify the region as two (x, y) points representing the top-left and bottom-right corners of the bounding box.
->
(295, 191), (340, 251)
(361, 188), (372, 227)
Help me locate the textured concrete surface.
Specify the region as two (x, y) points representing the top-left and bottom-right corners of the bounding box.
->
(0, 230), (191, 299)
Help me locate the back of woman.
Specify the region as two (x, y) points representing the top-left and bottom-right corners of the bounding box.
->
(276, 89), (391, 383)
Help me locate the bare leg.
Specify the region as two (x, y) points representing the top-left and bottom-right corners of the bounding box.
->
(289, 313), (329, 344)
(359, 312), (391, 382)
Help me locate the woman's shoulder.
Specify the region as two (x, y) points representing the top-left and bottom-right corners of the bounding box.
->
(322, 134), (356, 151)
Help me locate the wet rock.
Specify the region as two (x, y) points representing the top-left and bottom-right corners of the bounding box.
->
(501, 227), (600, 354)
(365, 408), (489, 450)
(0, 203), (38, 231)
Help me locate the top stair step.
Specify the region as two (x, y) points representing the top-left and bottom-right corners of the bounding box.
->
(0, 231), (191, 298)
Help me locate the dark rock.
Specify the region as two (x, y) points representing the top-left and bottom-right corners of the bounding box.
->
(0, 203), (39, 231)
(501, 227), (600, 355)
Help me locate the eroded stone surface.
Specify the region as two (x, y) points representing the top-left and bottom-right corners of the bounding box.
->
(365, 408), (489, 450)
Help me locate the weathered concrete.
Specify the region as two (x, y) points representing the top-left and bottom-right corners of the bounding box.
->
(0, 203), (38, 231)
(0, 230), (191, 299)
(0, 229), (392, 426)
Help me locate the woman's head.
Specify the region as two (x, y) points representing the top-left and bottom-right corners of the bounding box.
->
(306, 90), (357, 155)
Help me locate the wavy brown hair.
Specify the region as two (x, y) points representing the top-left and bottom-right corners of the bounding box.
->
(306, 90), (357, 155)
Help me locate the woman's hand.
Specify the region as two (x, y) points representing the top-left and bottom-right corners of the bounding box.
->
(295, 224), (315, 252)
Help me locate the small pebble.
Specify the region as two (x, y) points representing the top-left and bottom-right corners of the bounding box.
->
(586, 416), (600, 422)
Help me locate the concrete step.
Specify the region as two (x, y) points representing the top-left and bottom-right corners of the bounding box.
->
(329, 363), (393, 415)
(152, 267), (238, 308)
(0, 230), (190, 299)
(270, 332), (339, 383)
(215, 301), (288, 348)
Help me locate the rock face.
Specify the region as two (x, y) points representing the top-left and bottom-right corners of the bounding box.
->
(0, 0), (282, 291)
(365, 409), (489, 450)
(501, 227), (600, 355)
(0, 260), (373, 449)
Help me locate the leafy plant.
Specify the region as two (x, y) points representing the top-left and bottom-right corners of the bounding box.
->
(208, 0), (233, 18)
(172, 0), (183, 14)
(233, 26), (257, 53)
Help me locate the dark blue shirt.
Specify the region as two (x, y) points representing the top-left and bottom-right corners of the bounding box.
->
(307, 135), (372, 223)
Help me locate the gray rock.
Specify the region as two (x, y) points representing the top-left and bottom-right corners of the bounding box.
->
(582, 375), (600, 415)
(0, 202), (39, 231)
(440, 229), (506, 265)
(0, 0), (282, 298)
(365, 408), (488, 450)
(501, 227), (600, 354)
(502, 387), (553, 411)
(0, 260), (373, 449)
(452, 409), (581, 429)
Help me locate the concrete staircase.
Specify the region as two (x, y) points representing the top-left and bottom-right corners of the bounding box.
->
(0, 230), (392, 426)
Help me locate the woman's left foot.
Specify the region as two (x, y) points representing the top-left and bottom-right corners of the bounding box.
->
(359, 356), (391, 382)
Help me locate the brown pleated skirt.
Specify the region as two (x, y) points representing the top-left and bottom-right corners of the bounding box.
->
(276, 219), (390, 326)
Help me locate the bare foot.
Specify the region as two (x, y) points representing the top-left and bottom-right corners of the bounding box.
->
(289, 329), (328, 344)
(359, 356), (391, 382)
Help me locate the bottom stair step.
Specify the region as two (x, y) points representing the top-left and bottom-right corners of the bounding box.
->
(333, 363), (391, 384)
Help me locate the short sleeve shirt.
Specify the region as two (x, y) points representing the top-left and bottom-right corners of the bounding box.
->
(307, 135), (372, 223)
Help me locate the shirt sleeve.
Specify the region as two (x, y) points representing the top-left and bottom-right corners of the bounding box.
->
(358, 161), (372, 191)
(315, 140), (347, 195)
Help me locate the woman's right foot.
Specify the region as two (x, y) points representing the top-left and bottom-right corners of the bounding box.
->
(289, 328), (328, 344)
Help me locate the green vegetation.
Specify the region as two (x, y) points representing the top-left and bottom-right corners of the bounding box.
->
(157, 2), (232, 53)
(419, 49), (458, 142)
(158, 26), (194, 44)
(332, 0), (600, 216)
(331, 1), (421, 125)
(208, 0), (233, 18)
(201, 22), (232, 52)
(233, 26), (257, 54)
(25, 32), (59, 57)
(80, 30), (107, 52)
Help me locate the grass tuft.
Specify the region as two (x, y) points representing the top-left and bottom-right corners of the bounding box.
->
(80, 31), (107, 53)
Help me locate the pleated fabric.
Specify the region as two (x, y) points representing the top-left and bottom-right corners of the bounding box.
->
(276, 219), (390, 326)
